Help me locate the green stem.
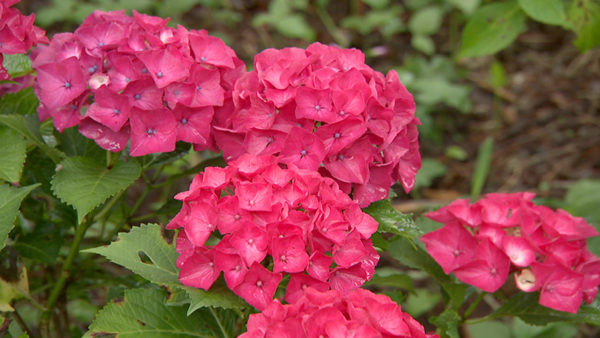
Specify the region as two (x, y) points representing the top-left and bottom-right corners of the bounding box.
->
(151, 156), (225, 189)
(463, 314), (493, 325)
(209, 307), (230, 338)
(95, 190), (125, 223)
(463, 292), (486, 319)
(314, 4), (349, 47)
(41, 216), (92, 334)
(95, 190), (125, 241)
(129, 187), (150, 219)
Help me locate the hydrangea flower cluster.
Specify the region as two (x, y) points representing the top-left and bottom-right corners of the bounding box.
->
(0, 0), (48, 80)
(421, 192), (600, 313)
(167, 154), (380, 310)
(213, 42), (421, 207)
(32, 9), (244, 155)
(239, 287), (439, 338)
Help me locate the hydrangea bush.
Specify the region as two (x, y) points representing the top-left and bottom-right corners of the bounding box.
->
(0, 2), (599, 338)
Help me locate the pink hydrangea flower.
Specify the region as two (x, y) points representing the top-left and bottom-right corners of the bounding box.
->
(213, 42), (421, 207)
(167, 154), (380, 310)
(32, 10), (245, 156)
(0, 0), (48, 80)
(421, 192), (600, 313)
(239, 287), (439, 338)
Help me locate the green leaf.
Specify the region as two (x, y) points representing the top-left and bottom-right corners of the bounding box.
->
(568, 0), (600, 51)
(55, 127), (105, 159)
(364, 267), (415, 291)
(0, 126), (27, 182)
(489, 292), (600, 326)
(405, 289), (441, 317)
(0, 183), (39, 250)
(177, 283), (247, 314)
(2, 54), (32, 78)
(156, 0), (200, 21)
(489, 60), (507, 89)
(518, 0), (570, 27)
(466, 321), (511, 338)
(445, 145), (468, 161)
(140, 141), (192, 169)
(0, 265), (29, 312)
(563, 179), (600, 255)
(388, 235), (468, 310)
(85, 288), (216, 337)
(363, 199), (421, 238)
(564, 178), (600, 225)
(86, 224), (246, 313)
(458, 1), (527, 58)
(363, 0), (389, 10)
(429, 308), (461, 338)
(274, 14), (316, 41)
(446, 0), (481, 15)
(51, 157), (140, 223)
(512, 317), (577, 338)
(470, 136), (493, 198)
(411, 35), (435, 55)
(14, 221), (62, 264)
(388, 236), (450, 284)
(0, 114), (65, 164)
(414, 158), (447, 190)
(0, 88), (38, 116)
(408, 6), (443, 35)
(84, 224), (179, 285)
(411, 77), (471, 112)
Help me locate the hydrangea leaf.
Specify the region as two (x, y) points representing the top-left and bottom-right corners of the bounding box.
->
(413, 158), (447, 190)
(177, 284), (247, 314)
(364, 267), (415, 292)
(0, 88), (38, 116)
(388, 236), (450, 284)
(51, 157), (140, 224)
(364, 199), (421, 238)
(408, 6), (443, 36)
(446, 0), (480, 15)
(0, 126), (27, 182)
(83, 224), (179, 285)
(517, 0), (570, 28)
(2, 54), (32, 78)
(430, 308), (461, 338)
(489, 292), (600, 326)
(0, 183), (39, 250)
(568, 0), (600, 52)
(0, 114), (64, 164)
(458, 1), (527, 58)
(85, 288), (216, 337)
(85, 224), (246, 311)
(564, 179), (600, 255)
(0, 265), (29, 312)
(388, 236), (468, 310)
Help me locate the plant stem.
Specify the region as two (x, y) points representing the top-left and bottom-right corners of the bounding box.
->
(314, 3), (349, 47)
(463, 292), (486, 319)
(151, 156), (225, 189)
(40, 216), (92, 332)
(463, 314), (493, 325)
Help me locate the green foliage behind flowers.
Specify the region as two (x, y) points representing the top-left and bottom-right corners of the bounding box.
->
(0, 0), (599, 337)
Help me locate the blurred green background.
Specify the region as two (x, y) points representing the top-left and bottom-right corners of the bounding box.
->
(9, 0), (600, 336)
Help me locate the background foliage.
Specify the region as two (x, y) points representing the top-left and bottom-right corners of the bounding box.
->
(1, 0), (599, 337)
